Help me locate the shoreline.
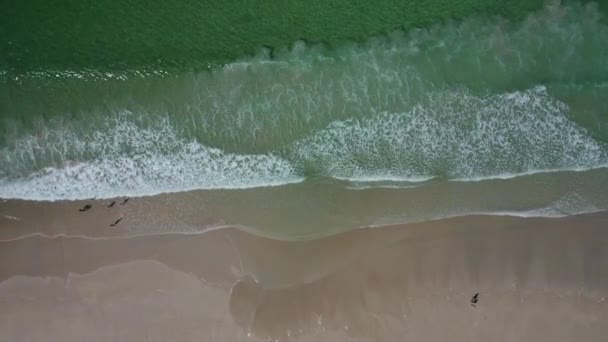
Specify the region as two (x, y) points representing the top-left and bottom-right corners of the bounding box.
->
(3, 165), (608, 241)
(3, 163), (608, 203)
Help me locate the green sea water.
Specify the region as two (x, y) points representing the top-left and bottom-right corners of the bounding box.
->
(1, 0), (608, 235)
(1, 0), (558, 75)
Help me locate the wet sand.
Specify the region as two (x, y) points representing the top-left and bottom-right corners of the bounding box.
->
(2, 166), (608, 242)
(1, 202), (607, 341)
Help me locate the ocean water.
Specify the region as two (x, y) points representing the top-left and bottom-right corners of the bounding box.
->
(1, 2), (608, 237)
(1, 0), (550, 74)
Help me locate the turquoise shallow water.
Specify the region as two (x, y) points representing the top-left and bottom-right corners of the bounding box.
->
(0, 2), (607, 235)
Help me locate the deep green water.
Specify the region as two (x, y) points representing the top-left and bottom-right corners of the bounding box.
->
(0, 1), (607, 216)
(1, 0), (554, 75)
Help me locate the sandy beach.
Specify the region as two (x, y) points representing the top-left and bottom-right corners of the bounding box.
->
(1, 199), (607, 341)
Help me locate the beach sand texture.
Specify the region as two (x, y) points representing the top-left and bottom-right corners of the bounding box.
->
(1, 203), (607, 341)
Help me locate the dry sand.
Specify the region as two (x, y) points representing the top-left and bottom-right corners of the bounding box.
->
(1, 200), (607, 341)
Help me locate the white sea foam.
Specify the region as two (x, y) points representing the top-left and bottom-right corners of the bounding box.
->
(0, 112), (302, 201)
(450, 164), (608, 182)
(337, 175), (436, 183)
(288, 86), (608, 180)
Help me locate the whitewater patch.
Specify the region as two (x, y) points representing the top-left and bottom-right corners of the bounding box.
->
(0, 113), (302, 201)
(287, 86), (608, 180)
(0, 154), (303, 201)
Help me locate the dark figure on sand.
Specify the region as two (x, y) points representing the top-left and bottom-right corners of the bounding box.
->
(78, 204), (92, 212)
(471, 293), (479, 307)
(109, 218), (123, 227)
(107, 201), (116, 208)
(120, 198), (129, 205)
